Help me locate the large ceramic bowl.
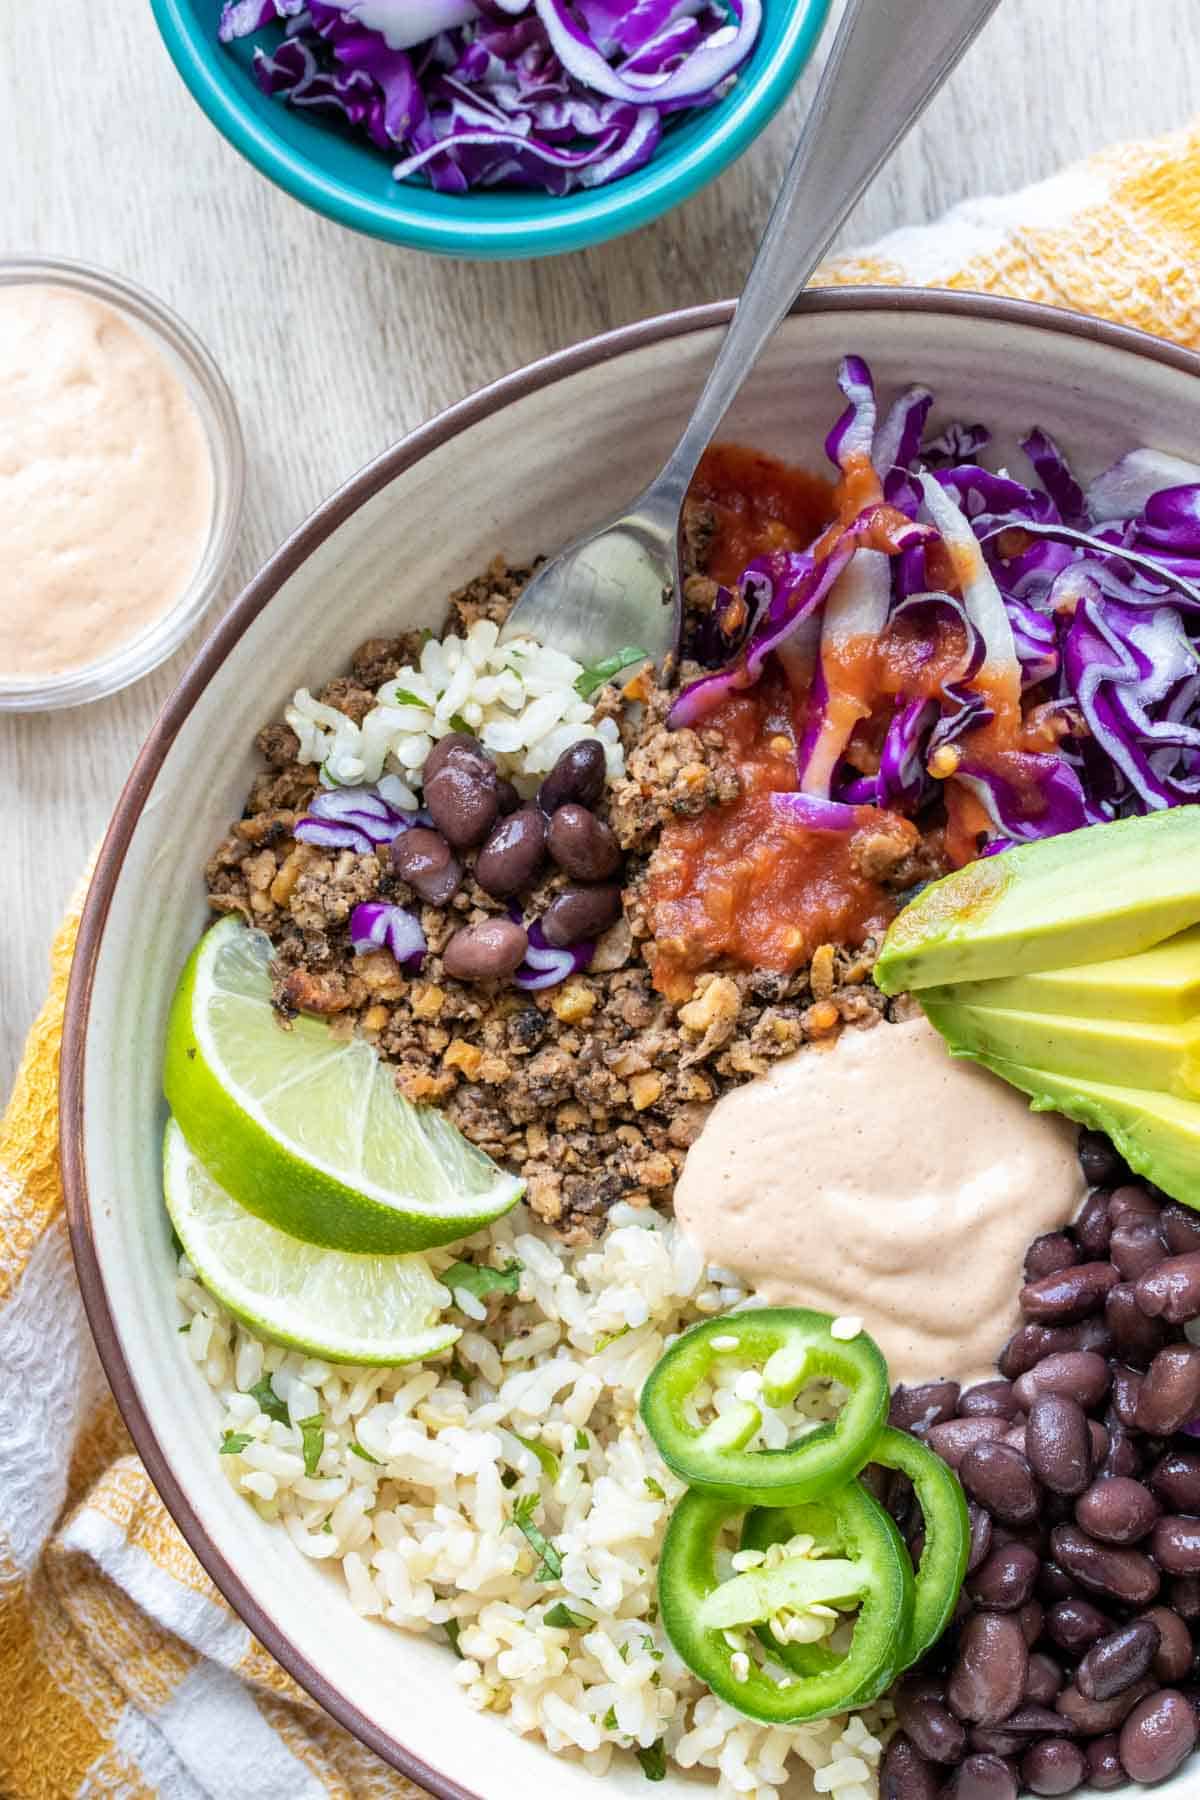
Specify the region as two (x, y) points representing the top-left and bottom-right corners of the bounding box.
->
(63, 292), (1200, 1799)
(150, 0), (831, 260)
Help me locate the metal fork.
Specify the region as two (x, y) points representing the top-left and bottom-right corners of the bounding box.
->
(502, 0), (1002, 668)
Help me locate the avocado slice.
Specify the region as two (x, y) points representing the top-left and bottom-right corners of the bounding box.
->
(933, 1047), (1200, 1213)
(874, 810), (1200, 995)
(922, 996), (1200, 1100)
(921, 926), (1200, 1024)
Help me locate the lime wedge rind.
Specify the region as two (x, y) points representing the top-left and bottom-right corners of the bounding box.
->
(164, 916), (523, 1254)
(164, 1121), (461, 1366)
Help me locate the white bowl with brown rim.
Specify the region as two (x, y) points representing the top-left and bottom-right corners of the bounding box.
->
(62, 291), (1200, 1800)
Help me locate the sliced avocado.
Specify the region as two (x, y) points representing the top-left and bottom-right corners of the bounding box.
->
(922, 996), (1200, 1100)
(922, 925), (1200, 1024)
(874, 810), (1200, 995)
(935, 1048), (1200, 1213)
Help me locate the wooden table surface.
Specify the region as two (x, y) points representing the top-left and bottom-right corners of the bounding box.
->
(1, 0), (1196, 1098)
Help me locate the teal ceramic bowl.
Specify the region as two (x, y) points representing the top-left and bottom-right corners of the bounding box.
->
(150, 0), (831, 259)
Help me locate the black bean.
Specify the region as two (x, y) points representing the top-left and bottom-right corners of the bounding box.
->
(1162, 1202), (1200, 1257)
(537, 738), (607, 814)
(1050, 1523), (1160, 1607)
(928, 1418), (1010, 1470)
(495, 777), (520, 815)
(1026, 1396), (1092, 1498)
(1119, 1687), (1198, 1784)
(896, 1678), (968, 1764)
(540, 882), (622, 948)
(1138, 1607), (1195, 1685)
(1106, 1283), (1169, 1368)
(1111, 1220), (1168, 1284)
(970, 1542), (1041, 1611)
(1110, 1184), (1163, 1228)
(441, 918), (528, 981)
(961, 1443), (1042, 1524)
(961, 1380), (1020, 1420)
(1021, 1264), (1119, 1325)
(1026, 1234), (1079, 1282)
(390, 825), (463, 905)
(1021, 1739), (1087, 1795)
(999, 1704), (1074, 1736)
(1098, 1424), (1142, 1482)
(1074, 1315), (1116, 1359)
(1019, 1599), (1046, 1647)
(891, 1380), (962, 1433)
(1137, 1345), (1200, 1435)
(1013, 1352), (1111, 1413)
(1039, 1562), (1080, 1605)
(1047, 1597), (1111, 1655)
(425, 754), (500, 848)
(948, 1613), (1029, 1725)
(473, 805), (546, 897)
(1079, 1132), (1125, 1186)
(423, 731), (483, 782)
(967, 1503), (995, 1575)
(1075, 1477), (1160, 1546)
(1056, 1675), (1155, 1735)
(545, 803), (621, 881)
(1136, 1251), (1200, 1324)
(1150, 1447), (1200, 1514)
(1111, 1364), (1145, 1431)
(1084, 1735), (1125, 1790)
(1152, 1514), (1200, 1575)
(1000, 1325), (1083, 1380)
(880, 1733), (940, 1800)
(1026, 1653), (1066, 1706)
(1074, 1184), (1115, 1255)
(1076, 1620), (1163, 1702)
(1171, 1575), (1200, 1621)
(943, 1753), (1018, 1800)
(968, 1726), (1028, 1758)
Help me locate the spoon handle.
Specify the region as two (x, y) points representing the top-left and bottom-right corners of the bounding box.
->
(656, 0), (1002, 507)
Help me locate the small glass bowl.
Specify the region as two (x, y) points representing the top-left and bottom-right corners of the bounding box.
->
(0, 256), (245, 713)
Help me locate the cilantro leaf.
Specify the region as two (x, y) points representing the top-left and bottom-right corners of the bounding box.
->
(298, 1415), (325, 1477)
(248, 1376), (289, 1426)
(449, 1351), (473, 1388)
(637, 1741), (667, 1782)
(219, 1431), (252, 1456)
(574, 646), (649, 700)
(544, 1601), (592, 1630)
(644, 1477), (666, 1500)
(512, 1493), (563, 1582)
(594, 1324), (631, 1352)
(389, 688), (429, 708)
(321, 1515), (334, 1533)
(575, 1429), (590, 1452)
(443, 1259), (522, 1303)
(350, 1441), (381, 1465)
(603, 1706), (619, 1731)
(449, 712), (472, 733)
(445, 1619), (464, 1658)
(513, 1432), (560, 1483)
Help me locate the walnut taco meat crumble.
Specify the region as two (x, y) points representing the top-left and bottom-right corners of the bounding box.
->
(206, 535), (942, 1244)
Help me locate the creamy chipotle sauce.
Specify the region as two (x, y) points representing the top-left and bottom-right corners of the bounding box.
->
(674, 1016), (1087, 1388)
(0, 283), (213, 680)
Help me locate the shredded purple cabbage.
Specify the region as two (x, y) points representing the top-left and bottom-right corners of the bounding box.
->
(670, 354), (1200, 855)
(218, 0), (760, 195)
(514, 916), (595, 989)
(349, 901), (427, 968)
(294, 782), (418, 855)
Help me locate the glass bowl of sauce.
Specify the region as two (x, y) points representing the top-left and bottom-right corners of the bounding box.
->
(0, 256), (244, 711)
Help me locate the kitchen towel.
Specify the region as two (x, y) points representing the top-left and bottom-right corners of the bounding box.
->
(3, 119), (1200, 1800)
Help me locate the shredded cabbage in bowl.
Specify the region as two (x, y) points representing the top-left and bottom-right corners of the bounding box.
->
(218, 0), (761, 195)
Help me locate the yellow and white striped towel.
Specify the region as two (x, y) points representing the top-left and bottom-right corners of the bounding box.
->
(3, 120), (1200, 1800)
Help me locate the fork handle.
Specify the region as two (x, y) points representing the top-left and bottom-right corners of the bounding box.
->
(654, 0), (1003, 510)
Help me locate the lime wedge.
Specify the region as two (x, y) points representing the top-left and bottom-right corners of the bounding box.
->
(164, 1120), (460, 1364)
(164, 916), (522, 1253)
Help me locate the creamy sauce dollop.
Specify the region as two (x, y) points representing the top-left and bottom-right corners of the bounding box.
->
(675, 1016), (1086, 1388)
(0, 283), (213, 681)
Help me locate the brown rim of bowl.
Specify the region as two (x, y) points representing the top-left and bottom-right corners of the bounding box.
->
(61, 286), (1200, 1795)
